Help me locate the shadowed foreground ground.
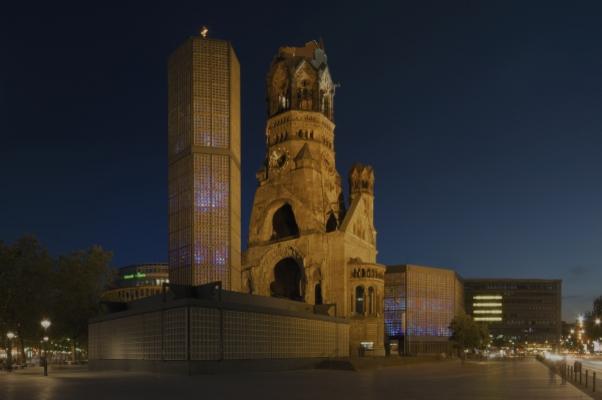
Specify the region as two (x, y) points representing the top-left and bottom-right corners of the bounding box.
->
(0, 358), (592, 400)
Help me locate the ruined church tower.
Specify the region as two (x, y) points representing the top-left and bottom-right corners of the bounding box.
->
(243, 41), (385, 355)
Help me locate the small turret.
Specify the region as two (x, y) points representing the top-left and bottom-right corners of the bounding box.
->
(349, 164), (374, 201)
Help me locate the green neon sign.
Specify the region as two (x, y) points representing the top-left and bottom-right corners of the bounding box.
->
(123, 272), (146, 280)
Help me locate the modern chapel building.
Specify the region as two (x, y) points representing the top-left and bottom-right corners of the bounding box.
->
(384, 265), (464, 354)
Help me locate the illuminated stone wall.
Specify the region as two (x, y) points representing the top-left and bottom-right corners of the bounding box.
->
(243, 41), (385, 356)
(89, 304), (349, 362)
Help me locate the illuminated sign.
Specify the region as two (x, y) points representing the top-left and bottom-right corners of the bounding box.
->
(473, 295), (502, 300)
(123, 272), (146, 280)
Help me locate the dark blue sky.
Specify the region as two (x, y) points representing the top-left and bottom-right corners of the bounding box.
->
(2, 1), (602, 320)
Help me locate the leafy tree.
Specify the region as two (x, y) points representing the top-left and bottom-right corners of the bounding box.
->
(490, 334), (510, 349)
(51, 245), (113, 361)
(0, 237), (53, 362)
(594, 296), (602, 316)
(0, 237), (113, 363)
(584, 296), (602, 346)
(449, 312), (490, 358)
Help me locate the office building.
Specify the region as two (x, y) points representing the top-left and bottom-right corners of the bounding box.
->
(464, 279), (562, 345)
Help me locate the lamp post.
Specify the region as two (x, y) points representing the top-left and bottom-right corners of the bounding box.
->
(40, 319), (51, 376)
(6, 332), (15, 372)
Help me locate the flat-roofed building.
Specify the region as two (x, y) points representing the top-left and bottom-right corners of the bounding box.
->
(464, 279), (562, 345)
(385, 264), (464, 355)
(102, 263), (169, 302)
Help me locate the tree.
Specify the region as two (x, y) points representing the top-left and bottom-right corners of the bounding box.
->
(449, 312), (490, 358)
(0, 237), (114, 363)
(594, 296), (602, 316)
(584, 296), (602, 347)
(0, 236), (54, 362)
(52, 245), (113, 361)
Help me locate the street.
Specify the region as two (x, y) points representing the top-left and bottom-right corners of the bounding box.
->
(565, 356), (602, 375)
(0, 358), (593, 400)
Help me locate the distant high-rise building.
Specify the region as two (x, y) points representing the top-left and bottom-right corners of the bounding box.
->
(167, 29), (241, 290)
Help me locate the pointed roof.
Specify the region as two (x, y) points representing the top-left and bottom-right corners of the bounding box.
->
(294, 143), (314, 161)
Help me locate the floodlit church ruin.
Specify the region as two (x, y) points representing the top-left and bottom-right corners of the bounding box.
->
(243, 40), (385, 355)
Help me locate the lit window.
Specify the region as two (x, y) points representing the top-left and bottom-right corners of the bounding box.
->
(356, 286), (365, 315)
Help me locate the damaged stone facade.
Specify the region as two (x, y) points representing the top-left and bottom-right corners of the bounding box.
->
(243, 41), (385, 355)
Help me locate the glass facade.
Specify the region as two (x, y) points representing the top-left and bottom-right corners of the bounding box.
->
(167, 35), (240, 289)
(384, 271), (406, 337)
(385, 265), (464, 354)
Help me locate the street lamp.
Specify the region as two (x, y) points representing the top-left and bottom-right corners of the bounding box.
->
(40, 319), (51, 376)
(6, 332), (16, 372)
(596, 318), (601, 326)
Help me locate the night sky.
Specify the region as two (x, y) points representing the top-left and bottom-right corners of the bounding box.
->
(2, 1), (602, 320)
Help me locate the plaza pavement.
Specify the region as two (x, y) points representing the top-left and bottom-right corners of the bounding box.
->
(0, 358), (593, 400)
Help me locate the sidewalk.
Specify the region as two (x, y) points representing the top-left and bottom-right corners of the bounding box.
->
(0, 357), (594, 400)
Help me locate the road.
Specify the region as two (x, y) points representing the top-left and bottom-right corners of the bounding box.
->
(565, 356), (602, 375)
(0, 358), (593, 400)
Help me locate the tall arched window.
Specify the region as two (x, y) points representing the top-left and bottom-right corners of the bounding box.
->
(355, 286), (365, 315)
(271, 204), (299, 240)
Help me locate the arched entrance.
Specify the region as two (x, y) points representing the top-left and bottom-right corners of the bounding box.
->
(270, 257), (303, 301)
